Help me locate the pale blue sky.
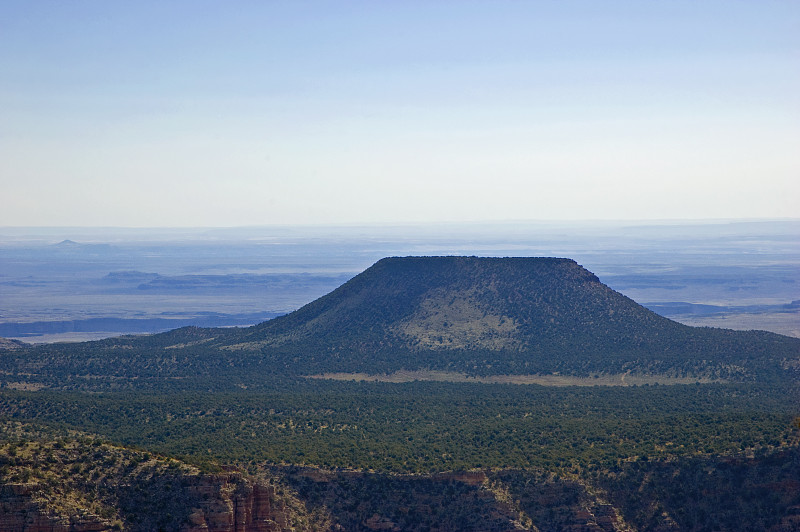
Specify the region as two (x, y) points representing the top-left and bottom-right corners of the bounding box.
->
(2, 1), (798, 226)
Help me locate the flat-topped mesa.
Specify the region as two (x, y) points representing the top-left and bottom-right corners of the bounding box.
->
(235, 256), (798, 379)
(250, 256), (645, 346)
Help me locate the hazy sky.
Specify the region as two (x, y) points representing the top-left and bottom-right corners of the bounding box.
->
(2, 1), (798, 227)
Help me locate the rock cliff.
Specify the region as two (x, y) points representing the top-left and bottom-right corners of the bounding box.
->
(181, 474), (297, 532)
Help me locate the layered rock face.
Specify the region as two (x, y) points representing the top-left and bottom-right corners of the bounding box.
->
(182, 474), (296, 532)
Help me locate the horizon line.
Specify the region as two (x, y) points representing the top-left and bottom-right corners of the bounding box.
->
(2, 217), (798, 231)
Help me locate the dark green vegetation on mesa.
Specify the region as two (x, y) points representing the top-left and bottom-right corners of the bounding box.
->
(1, 256), (799, 530)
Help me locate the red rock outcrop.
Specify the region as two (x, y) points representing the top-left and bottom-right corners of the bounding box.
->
(181, 474), (297, 532)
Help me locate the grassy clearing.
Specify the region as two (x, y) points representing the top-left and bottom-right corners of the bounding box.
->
(308, 370), (722, 386)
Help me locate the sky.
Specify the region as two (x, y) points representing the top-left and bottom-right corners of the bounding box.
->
(1, 1), (798, 227)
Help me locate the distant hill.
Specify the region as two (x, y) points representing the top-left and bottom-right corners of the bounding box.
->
(1, 257), (798, 389)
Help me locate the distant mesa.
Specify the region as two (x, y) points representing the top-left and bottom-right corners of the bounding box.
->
(102, 271), (160, 283)
(50, 239), (112, 252)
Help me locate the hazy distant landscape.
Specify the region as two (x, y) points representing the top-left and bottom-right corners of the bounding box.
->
(3, 1), (798, 529)
(2, 220), (797, 342)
